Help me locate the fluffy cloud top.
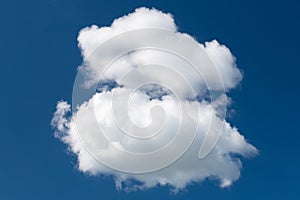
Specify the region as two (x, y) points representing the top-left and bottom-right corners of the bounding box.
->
(52, 7), (257, 192)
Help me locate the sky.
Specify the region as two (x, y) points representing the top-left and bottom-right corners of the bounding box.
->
(1, 0), (300, 199)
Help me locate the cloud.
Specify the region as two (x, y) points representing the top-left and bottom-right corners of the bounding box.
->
(51, 7), (257, 192)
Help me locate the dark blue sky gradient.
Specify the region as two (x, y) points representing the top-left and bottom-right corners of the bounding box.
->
(1, 0), (299, 199)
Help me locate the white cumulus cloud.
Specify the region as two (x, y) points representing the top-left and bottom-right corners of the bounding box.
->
(52, 7), (257, 192)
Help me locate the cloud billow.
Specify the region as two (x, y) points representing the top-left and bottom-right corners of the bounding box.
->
(51, 7), (257, 192)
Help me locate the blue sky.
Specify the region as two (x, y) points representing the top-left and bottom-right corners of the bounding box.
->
(1, 0), (300, 199)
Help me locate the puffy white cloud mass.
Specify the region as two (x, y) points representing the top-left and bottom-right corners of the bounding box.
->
(51, 7), (257, 192)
